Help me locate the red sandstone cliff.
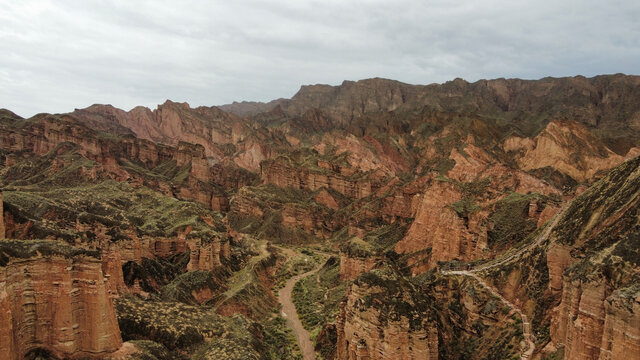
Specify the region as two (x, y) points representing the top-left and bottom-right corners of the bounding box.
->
(0, 190), (5, 239)
(336, 274), (439, 360)
(0, 240), (122, 359)
(505, 120), (635, 182)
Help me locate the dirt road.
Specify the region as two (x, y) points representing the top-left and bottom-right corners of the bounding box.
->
(278, 253), (329, 360)
(442, 205), (567, 359)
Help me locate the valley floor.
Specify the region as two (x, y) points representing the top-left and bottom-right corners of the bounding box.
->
(278, 249), (330, 360)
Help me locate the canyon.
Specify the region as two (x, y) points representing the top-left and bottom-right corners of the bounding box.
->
(0, 74), (639, 359)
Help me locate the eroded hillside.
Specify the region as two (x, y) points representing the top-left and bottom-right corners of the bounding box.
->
(0, 74), (639, 360)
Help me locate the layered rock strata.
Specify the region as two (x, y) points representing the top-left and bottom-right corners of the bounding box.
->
(0, 190), (4, 239)
(0, 240), (122, 359)
(336, 270), (439, 360)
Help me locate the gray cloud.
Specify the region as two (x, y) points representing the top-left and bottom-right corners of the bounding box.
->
(1, 0), (639, 117)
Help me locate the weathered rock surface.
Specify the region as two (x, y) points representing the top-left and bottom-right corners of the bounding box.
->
(0, 190), (5, 239)
(338, 252), (379, 281)
(261, 157), (383, 200)
(0, 240), (122, 359)
(336, 270), (439, 360)
(507, 120), (628, 182)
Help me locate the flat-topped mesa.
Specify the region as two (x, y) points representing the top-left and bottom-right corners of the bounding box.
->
(0, 239), (122, 359)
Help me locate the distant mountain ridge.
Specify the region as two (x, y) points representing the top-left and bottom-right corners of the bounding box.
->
(220, 74), (640, 153)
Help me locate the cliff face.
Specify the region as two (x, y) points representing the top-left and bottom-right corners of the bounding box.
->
(0, 190), (4, 239)
(338, 252), (379, 281)
(476, 155), (640, 360)
(0, 240), (122, 359)
(0, 114), (254, 210)
(551, 276), (608, 360)
(550, 270), (640, 360)
(599, 288), (640, 360)
(395, 164), (560, 273)
(506, 120), (634, 182)
(548, 157), (640, 358)
(336, 266), (525, 360)
(261, 158), (383, 200)
(71, 101), (280, 173)
(336, 269), (439, 360)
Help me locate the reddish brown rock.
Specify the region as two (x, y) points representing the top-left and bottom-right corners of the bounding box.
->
(314, 189), (339, 210)
(0, 190), (4, 239)
(339, 252), (378, 281)
(598, 290), (640, 360)
(551, 276), (608, 360)
(0, 115), (250, 211)
(507, 120), (626, 182)
(101, 243), (127, 297)
(336, 278), (439, 360)
(394, 178), (487, 271)
(546, 242), (572, 293)
(187, 237), (223, 272)
(261, 159), (383, 200)
(0, 247), (122, 359)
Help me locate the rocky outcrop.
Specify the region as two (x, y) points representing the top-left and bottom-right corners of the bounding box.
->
(187, 237), (225, 272)
(336, 275), (439, 360)
(551, 276), (608, 360)
(506, 120), (627, 182)
(339, 252), (378, 281)
(261, 158), (385, 200)
(0, 190), (5, 239)
(228, 184), (339, 241)
(599, 288), (640, 360)
(0, 240), (122, 359)
(71, 101), (279, 173)
(550, 275), (640, 360)
(545, 242), (572, 294)
(394, 178), (487, 271)
(0, 114), (253, 210)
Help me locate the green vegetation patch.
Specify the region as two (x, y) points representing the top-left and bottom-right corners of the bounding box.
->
(355, 265), (434, 331)
(1, 143), (97, 187)
(292, 256), (347, 343)
(487, 192), (541, 247)
(0, 239), (100, 266)
(123, 253), (190, 294)
(191, 315), (262, 360)
(449, 196), (481, 218)
(340, 237), (374, 258)
(363, 223), (408, 252)
(3, 180), (226, 241)
(552, 156), (640, 247)
(127, 340), (178, 360)
(161, 269), (228, 305)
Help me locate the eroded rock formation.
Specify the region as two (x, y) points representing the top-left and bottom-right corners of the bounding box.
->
(0, 240), (122, 359)
(0, 190), (5, 239)
(336, 270), (439, 360)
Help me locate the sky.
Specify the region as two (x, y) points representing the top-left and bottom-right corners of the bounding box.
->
(1, 0), (639, 117)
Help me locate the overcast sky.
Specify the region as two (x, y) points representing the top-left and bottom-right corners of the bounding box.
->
(1, 0), (639, 117)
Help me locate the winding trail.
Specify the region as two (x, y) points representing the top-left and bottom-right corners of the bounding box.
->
(278, 251), (330, 360)
(442, 204), (568, 359)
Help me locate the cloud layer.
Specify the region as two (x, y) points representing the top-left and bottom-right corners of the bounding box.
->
(1, 0), (639, 117)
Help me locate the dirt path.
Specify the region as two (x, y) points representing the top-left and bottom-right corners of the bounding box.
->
(278, 252), (330, 360)
(442, 205), (568, 359)
(446, 270), (536, 359)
